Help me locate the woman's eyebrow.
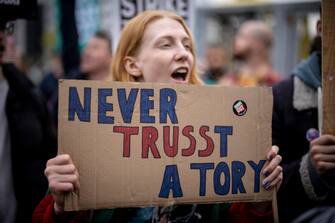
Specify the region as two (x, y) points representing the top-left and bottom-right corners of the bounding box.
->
(155, 35), (173, 42)
(182, 37), (191, 43)
(155, 34), (190, 42)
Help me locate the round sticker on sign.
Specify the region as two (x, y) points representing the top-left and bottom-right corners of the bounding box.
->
(233, 100), (247, 116)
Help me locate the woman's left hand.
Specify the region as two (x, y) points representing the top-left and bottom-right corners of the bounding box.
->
(262, 145), (283, 191)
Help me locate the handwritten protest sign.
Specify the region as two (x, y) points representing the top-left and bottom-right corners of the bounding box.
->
(58, 80), (273, 211)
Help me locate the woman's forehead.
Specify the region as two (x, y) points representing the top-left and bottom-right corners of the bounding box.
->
(143, 17), (189, 41)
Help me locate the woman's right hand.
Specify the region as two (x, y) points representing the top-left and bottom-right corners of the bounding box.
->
(44, 154), (80, 215)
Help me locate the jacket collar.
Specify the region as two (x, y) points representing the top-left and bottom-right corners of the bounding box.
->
(293, 76), (317, 111)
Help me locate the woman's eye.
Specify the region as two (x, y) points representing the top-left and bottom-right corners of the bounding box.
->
(184, 44), (191, 50)
(161, 43), (171, 48)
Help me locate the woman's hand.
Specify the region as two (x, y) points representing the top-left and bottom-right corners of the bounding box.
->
(44, 154), (80, 215)
(310, 134), (335, 176)
(262, 145), (283, 191)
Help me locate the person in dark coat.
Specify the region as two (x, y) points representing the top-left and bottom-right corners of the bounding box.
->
(272, 19), (335, 223)
(0, 17), (57, 223)
(292, 207), (335, 223)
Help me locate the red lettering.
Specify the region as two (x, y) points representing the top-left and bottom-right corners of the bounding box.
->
(198, 126), (214, 157)
(113, 126), (139, 157)
(142, 126), (161, 158)
(181, 125), (196, 156)
(163, 126), (179, 157)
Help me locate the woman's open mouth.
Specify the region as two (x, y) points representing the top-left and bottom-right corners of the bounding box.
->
(171, 67), (188, 83)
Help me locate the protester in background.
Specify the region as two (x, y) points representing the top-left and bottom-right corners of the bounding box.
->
(229, 20), (281, 87)
(39, 52), (64, 125)
(77, 30), (113, 81)
(42, 30), (113, 127)
(33, 10), (283, 223)
(0, 18), (57, 223)
(201, 43), (230, 85)
(292, 206), (335, 223)
(272, 19), (335, 222)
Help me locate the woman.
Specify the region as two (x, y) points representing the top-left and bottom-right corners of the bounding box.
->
(33, 10), (282, 223)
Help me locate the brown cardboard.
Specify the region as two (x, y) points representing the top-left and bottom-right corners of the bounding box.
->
(58, 80), (273, 211)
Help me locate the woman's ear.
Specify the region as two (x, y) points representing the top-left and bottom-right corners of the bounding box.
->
(124, 56), (142, 78)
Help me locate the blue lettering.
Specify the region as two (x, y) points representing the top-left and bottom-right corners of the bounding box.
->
(213, 162), (230, 195)
(98, 88), (114, 124)
(160, 88), (178, 124)
(248, 160), (266, 193)
(214, 126), (233, 157)
(190, 163), (214, 196)
(118, 88), (138, 123)
(232, 161), (246, 194)
(140, 89), (155, 123)
(159, 165), (183, 198)
(68, 87), (91, 122)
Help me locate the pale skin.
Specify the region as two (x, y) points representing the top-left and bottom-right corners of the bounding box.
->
(80, 36), (112, 80)
(45, 17), (283, 216)
(232, 21), (274, 86)
(124, 18), (193, 84)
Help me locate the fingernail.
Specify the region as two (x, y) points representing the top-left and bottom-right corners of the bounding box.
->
(263, 171), (269, 177)
(263, 181), (270, 189)
(266, 184), (272, 191)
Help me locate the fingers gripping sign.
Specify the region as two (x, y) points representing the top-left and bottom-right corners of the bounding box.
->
(44, 154), (80, 214)
(262, 146), (283, 191)
(310, 135), (335, 176)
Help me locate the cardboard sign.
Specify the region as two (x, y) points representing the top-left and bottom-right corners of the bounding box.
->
(59, 80), (273, 211)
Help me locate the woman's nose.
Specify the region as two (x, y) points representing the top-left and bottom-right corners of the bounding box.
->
(174, 47), (189, 61)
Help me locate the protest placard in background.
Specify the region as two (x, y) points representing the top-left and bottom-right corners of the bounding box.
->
(58, 80), (273, 211)
(109, 0), (194, 52)
(0, 0), (38, 20)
